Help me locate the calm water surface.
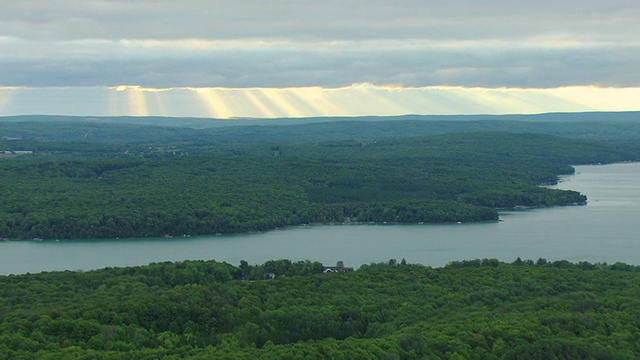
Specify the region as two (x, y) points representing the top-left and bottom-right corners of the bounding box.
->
(1, 162), (639, 275)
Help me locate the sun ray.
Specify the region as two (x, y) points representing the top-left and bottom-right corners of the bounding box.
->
(195, 88), (234, 119)
(503, 88), (587, 113)
(383, 87), (454, 115)
(222, 89), (263, 118)
(147, 91), (168, 117)
(2, 85), (640, 118)
(247, 89), (289, 118)
(0, 87), (15, 114)
(127, 87), (149, 117)
(108, 87), (124, 115)
(236, 90), (274, 118)
(254, 88), (308, 118)
(281, 87), (345, 117)
(111, 86), (150, 116)
(297, 87), (348, 116)
(451, 87), (528, 113)
(320, 84), (411, 116)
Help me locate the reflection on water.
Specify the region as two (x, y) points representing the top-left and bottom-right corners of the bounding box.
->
(1, 163), (639, 275)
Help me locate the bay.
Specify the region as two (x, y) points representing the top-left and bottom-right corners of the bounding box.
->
(1, 162), (639, 275)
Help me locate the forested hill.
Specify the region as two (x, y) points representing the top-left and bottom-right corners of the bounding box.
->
(1, 130), (639, 240)
(2, 112), (640, 144)
(2, 258), (640, 359)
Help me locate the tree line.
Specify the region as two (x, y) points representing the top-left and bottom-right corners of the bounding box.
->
(1, 258), (639, 358)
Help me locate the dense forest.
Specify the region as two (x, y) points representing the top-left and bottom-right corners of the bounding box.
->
(2, 258), (640, 359)
(2, 115), (640, 359)
(2, 114), (640, 240)
(2, 129), (639, 239)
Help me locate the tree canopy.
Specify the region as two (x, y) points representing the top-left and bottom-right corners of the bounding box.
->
(2, 131), (637, 240)
(1, 259), (639, 359)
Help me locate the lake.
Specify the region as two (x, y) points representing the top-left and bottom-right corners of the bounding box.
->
(1, 162), (639, 275)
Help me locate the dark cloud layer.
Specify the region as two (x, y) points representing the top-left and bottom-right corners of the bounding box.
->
(1, 0), (639, 88)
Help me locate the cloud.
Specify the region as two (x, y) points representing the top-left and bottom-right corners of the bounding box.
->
(3, 1), (638, 42)
(1, 1), (639, 89)
(1, 38), (640, 88)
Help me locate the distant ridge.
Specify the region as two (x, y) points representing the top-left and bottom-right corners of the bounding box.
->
(1, 111), (639, 129)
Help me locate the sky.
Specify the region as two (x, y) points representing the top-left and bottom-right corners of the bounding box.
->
(1, 0), (639, 118)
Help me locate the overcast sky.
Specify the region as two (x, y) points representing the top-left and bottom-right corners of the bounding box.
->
(1, 1), (639, 117)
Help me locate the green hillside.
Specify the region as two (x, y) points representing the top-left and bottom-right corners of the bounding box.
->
(2, 132), (636, 240)
(2, 259), (639, 359)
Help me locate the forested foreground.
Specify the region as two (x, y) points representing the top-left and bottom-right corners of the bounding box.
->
(2, 259), (640, 359)
(1, 131), (639, 240)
